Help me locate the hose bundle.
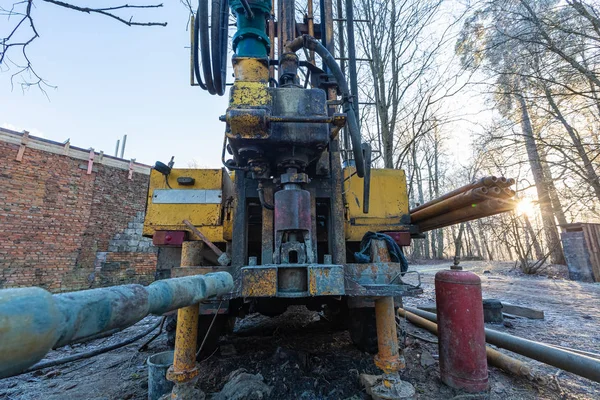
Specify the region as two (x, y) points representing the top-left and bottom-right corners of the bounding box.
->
(194, 0), (229, 95)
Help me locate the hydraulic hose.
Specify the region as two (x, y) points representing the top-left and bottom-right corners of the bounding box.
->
(193, 8), (207, 90)
(212, 0), (229, 94)
(196, 0), (228, 95)
(286, 35), (365, 178)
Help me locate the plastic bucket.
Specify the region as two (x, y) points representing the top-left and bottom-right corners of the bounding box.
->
(147, 350), (174, 400)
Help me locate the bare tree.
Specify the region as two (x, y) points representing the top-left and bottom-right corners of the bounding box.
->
(1, 1), (166, 94)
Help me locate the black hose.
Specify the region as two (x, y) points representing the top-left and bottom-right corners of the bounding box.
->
(199, 0), (216, 94)
(197, 0), (228, 96)
(193, 6), (207, 90)
(286, 35), (365, 178)
(257, 182), (275, 210)
(212, 0), (229, 95)
(22, 319), (162, 375)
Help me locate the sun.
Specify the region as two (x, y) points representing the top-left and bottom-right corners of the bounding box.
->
(516, 198), (536, 218)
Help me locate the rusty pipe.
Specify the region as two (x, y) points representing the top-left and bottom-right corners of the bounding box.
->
(487, 186), (502, 197)
(410, 187), (489, 223)
(410, 176), (499, 213)
(416, 199), (499, 229)
(403, 307), (600, 383)
(502, 188), (516, 198)
(416, 199), (516, 232)
(0, 272), (233, 379)
(397, 309), (537, 379)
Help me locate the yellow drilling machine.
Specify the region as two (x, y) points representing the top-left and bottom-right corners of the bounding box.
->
(141, 0), (426, 396)
(0, 0), (517, 398)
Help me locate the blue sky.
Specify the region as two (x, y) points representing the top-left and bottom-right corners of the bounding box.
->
(1, 1), (227, 167)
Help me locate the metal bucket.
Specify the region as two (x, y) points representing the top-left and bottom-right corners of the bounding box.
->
(147, 350), (174, 400)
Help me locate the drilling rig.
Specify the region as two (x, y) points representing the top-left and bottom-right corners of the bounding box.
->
(142, 0), (424, 396)
(0, 0), (517, 398)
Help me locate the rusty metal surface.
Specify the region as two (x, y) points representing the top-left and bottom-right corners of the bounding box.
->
(374, 296), (404, 373)
(167, 304), (200, 383)
(242, 267), (278, 297)
(370, 240), (404, 376)
(308, 265), (344, 295)
(0, 272), (234, 378)
(241, 264), (345, 297)
(261, 183), (274, 264)
(329, 141), (346, 264)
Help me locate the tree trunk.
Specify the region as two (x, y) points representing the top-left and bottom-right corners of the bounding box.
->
(523, 215), (543, 260)
(466, 223), (482, 259)
(516, 92), (566, 265)
(543, 86), (600, 202)
(454, 223), (465, 260)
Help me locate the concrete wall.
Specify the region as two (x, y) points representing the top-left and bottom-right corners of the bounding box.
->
(0, 129), (157, 292)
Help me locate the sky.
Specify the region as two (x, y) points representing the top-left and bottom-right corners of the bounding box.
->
(1, 1), (228, 168)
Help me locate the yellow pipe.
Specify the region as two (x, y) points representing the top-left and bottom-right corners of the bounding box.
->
(374, 296), (404, 374)
(371, 239), (404, 375)
(167, 241), (203, 385)
(171, 304), (199, 380)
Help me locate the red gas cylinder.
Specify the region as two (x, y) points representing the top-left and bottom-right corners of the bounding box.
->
(435, 268), (488, 393)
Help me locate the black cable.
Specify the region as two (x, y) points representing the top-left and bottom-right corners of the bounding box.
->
(22, 319), (162, 375)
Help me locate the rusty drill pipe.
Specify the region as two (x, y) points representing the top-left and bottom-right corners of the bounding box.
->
(410, 176), (499, 214)
(0, 272), (234, 379)
(404, 307), (600, 383)
(502, 188), (516, 198)
(487, 186), (502, 197)
(416, 199), (498, 230)
(410, 187), (489, 224)
(416, 199), (516, 232)
(397, 309), (537, 380)
(418, 206), (515, 232)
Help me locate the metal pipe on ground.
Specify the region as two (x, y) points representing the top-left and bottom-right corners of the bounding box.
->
(397, 308), (537, 380)
(403, 307), (600, 383)
(410, 176), (499, 214)
(0, 272), (234, 379)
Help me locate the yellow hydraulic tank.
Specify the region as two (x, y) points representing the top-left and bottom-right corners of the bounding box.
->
(143, 168), (233, 243)
(343, 167), (410, 241)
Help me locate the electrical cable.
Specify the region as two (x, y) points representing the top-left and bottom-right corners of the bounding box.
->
(21, 319), (163, 375)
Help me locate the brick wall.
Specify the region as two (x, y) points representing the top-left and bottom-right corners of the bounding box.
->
(0, 130), (157, 292)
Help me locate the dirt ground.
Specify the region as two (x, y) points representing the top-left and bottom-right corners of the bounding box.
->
(1, 260), (599, 399)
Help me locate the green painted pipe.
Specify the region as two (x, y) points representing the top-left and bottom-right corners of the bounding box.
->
(0, 272), (233, 379)
(230, 0), (271, 57)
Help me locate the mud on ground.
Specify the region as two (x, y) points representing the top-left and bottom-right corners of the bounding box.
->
(1, 260), (599, 399)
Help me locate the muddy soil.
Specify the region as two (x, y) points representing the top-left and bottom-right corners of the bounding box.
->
(1, 260), (599, 399)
